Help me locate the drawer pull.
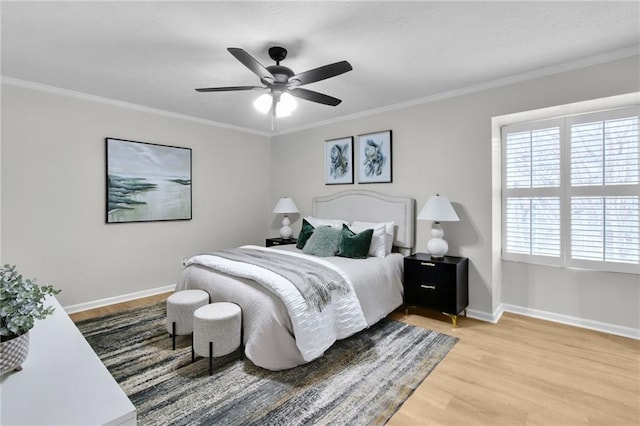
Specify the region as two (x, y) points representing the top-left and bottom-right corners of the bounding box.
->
(420, 262), (436, 267)
(272, 242), (280, 245)
(420, 284), (436, 290)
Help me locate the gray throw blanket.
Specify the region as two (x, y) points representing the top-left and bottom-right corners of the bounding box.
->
(209, 248), (351, 311)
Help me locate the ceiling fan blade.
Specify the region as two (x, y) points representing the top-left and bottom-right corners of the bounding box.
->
(195, 86), (262, 92)
(289, 61), (352, 86)
(227, 47), (275, 83)
(289, 88), (342, 106)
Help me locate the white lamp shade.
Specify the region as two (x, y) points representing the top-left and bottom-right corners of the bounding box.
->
(254, 93), (272, 114)
(417, 194), (459, 222)
(254, 92), (297, 117)
(276, 92), (297, 117)
(272, 197), (299, 214)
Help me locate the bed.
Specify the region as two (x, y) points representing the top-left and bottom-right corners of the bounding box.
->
(176, 190), (415, 370)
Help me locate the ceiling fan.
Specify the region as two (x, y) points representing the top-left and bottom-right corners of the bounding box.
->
(195, 46), (353, 117)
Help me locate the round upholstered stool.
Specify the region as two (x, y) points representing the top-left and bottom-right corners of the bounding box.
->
(192, 302), (243, 375)
(166, 290), (210, 350)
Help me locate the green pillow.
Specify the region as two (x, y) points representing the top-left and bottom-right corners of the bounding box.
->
(302, 226), (342, 257)
(337, 224), (374, 259)
(296, 218), (315, 249)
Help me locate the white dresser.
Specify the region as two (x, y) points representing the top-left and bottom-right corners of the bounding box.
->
(0, 296), (136, 425)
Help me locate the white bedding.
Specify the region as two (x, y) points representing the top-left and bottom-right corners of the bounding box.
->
(176, 245), (404, 370)
(184, 245), (368, 362)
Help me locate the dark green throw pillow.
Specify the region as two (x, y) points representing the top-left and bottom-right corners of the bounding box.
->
(337, 224), (374, 259)
(296, 218), (315, 249)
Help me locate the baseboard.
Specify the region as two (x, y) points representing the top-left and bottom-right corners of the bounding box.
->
(63, 286), (639, 340)
(466, 305), (504, 324)
(501, 303), (640, 340)
(63, 284), (176, 314)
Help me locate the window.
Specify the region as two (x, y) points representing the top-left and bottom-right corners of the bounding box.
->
(502, 106), (639, 274)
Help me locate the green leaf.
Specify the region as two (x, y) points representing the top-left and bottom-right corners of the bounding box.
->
(0, 265), (61, 336)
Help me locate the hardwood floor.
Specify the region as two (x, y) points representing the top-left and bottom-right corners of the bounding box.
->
(68, 292), (172, 322)
(70, 296), (640, 425)
(388, 309), (639, 426)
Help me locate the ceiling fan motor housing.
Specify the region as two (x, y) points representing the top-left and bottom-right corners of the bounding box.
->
(268, 46), (288, 63)
(263, 65), (294, 85)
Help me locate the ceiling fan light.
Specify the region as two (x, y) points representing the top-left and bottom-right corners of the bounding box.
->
(275, 92), (297, 117)
(254, 93), (272, 114)
(275, 103), (292, 117)
(280, 92), (297, 112)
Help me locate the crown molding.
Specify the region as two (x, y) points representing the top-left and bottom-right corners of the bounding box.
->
(0, 76), (271, 137)
(3, 46), (637, 139)
(275, 46), (640, 136)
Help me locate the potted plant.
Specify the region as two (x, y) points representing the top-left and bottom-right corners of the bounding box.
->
(1, 264), (60, 374)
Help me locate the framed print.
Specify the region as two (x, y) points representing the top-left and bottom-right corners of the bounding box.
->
(106, 138), (192, 223)
(357, 130), (392, 183)
(325, 136), (354, 185)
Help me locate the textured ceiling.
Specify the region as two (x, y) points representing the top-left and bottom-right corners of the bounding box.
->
(2, 1), (639, 135)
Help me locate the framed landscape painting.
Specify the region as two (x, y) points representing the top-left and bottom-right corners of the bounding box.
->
(325, 136), (354, 185)
(357, 130), (392, 183)
(106, 138), (192, 223)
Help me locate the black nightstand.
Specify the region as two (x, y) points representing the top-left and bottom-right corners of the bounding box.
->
(266, 237), (298, 247)
(404, 253), (469, 327)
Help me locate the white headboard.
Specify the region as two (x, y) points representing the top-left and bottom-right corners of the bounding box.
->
(312, 190), (415, 255)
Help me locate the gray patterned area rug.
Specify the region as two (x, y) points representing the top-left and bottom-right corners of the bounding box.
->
(77, 302), (458, 426)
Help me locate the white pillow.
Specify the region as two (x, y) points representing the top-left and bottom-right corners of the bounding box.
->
(350, 222), (386, 257)
(304, 216), (348, 229)
(351, 221), (395, 255)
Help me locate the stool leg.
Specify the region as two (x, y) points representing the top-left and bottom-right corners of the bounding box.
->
(172, 321), (176, 350)
(191, 343), (195, 362)
(209, 341), (213, 376)
(240, 326), (244, 361)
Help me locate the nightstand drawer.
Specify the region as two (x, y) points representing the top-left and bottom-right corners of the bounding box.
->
(407, 282), (457, 313)
(404, 261), (456, 291)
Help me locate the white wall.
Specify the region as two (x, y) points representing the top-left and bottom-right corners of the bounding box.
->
(2, 55), (638, 333)
(1, 84), (271, 307)
(0, 82), (3, 266)
(270, 55), (640, 331)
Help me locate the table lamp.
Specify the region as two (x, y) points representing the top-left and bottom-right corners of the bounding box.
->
(272, 197), (299, 239)
(417, 194), (459, 259)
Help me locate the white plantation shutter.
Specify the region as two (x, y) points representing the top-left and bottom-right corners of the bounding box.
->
(567, 109), (639, 272)
(532, 197), (561, 257)
(503, 106), (639, 274)
(570, 196), (639, 264)
(505, 127), (561, 189)
(571, 116), (639, 186)
(505, 197), (531, 254)
(503, 120), (562, 265)
(505, 197), (561, 257)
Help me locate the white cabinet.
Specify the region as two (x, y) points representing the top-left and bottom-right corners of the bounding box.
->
(1, 296), (136, 425)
